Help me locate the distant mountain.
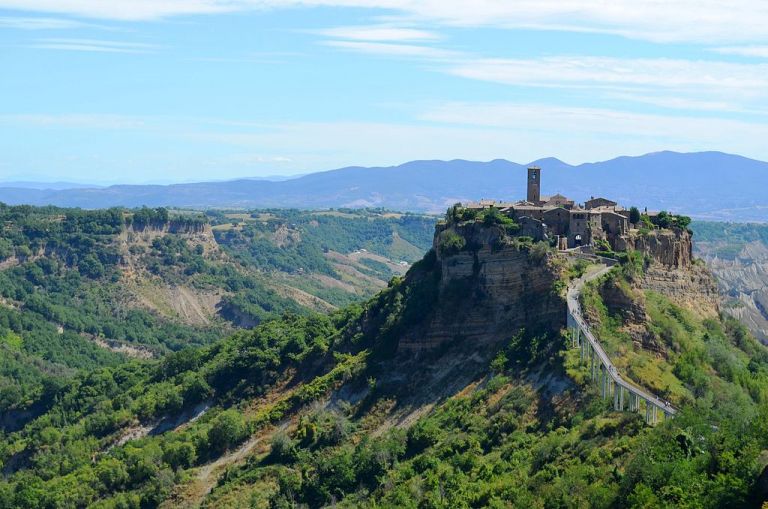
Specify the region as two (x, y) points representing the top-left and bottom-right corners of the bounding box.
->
(2, 151), (767, 221)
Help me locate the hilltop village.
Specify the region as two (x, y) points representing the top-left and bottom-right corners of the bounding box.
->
(463, 166), (672, 250)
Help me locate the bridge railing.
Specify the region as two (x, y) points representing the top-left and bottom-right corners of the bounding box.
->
(565, 259), (676, 425)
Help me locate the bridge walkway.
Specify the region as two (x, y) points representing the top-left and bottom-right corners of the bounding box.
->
(564, 253), (677, 424)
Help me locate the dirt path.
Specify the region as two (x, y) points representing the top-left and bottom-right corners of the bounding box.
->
(163, 422), (285, 509)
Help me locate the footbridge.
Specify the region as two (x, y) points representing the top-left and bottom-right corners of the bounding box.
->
(564, 253), (677, 425)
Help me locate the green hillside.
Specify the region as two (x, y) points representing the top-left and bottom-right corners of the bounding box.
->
(0, 218), (766, 508)
(0, 204), (434, 421)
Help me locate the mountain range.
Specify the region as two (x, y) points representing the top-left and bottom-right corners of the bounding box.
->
(2, 151), (767, 221)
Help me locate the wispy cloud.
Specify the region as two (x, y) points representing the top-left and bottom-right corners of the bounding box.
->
(181, 105), (768, 168)
(603, 92), (755, 115)
(0, 114), (146, 129)
(28, 37), (158, 53)
(0, 0), (235, 21)
(418, 102), (768, 138)
(0, 16), (97, 29)
(322, 40), (461, 59)
(711, 46), (768, 58)
(2, 1), (768, 45)
(447, 56), (768, 92)
(315, 25), (440, 42)
(5, 107), (768, 178)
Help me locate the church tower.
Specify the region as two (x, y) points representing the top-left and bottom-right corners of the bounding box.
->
(527, 166), (541, 204)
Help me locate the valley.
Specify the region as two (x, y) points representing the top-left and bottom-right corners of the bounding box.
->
(0, 203), (766, 508)
(0, 205), (433, 419)
(692, 222), (768, 344)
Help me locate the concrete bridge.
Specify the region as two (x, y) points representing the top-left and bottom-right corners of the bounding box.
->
(564, 254), (677, 425)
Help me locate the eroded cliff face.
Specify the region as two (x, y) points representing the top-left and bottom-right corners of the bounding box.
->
(616, 228), (693, 269)
(617, 228), (719, 318)
(397, 222), (565, 351)
(696, 241), (768, 343)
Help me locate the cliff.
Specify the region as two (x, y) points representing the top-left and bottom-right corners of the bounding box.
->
(696, 240), (768, 343)
(616, 228), (693, 269)
(616, 228), (719, 318)
(397, 221), (565, 351)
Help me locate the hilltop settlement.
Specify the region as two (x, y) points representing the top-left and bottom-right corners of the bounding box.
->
(462, 166), (690, 251)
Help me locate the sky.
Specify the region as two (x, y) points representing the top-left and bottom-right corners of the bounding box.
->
(2, 1), (768, 184)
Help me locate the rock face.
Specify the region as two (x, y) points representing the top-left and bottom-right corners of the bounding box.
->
(640, 263), (720, 318)
(616, 228), (719, 317)
(398, 222), (565, 351)
(596, 277), (667, 356)
(616, 228), (693, 269)
(695, 241), (768, 343)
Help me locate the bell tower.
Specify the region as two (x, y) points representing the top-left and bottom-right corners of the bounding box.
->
(527, 166), (541, 204)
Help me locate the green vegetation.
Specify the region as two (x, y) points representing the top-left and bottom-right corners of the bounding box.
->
(445, 204), (520, 235)
(209, 208), (434, 278)
(691, 221), (768, 260)
(1, 209), (766, 508)
(0, 205), (435, 418)
(437, 229), (466, 254)
(692, 221), (768, 245)
(648, 211), (692, 231)
(0, 250), (444, 507)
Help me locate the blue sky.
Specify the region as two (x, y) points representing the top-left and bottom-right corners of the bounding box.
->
(2, 1), (768, 184)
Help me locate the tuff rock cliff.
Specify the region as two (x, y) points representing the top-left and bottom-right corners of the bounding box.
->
(593, 227), (721, 356)
(617, 228), (719, 318)
(397, 222), (565, 351)
(696, 240), (768, 343)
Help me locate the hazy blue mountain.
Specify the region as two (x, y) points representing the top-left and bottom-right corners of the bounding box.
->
(1, 151), (766, 221)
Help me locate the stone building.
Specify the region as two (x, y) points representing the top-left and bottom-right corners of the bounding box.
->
(464, 166), (630, 249)
(585, 197), (618, 210)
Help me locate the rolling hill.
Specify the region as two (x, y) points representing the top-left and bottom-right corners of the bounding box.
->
(2, 151), (768, 222)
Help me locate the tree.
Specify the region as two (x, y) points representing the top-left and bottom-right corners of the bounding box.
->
(163, 441), (197, 470)
(95, 457), (130, 491)
(629, 206), (641, 225)
(78, 254), (105, 278)
(207, 409), (247, 453)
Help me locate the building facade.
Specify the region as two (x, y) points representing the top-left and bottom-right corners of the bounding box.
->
(465, 166), (629, 249)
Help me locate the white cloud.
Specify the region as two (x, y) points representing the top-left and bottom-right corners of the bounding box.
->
(603, 93), (753, 114)
(322, 40), (460, 59)
(2, 1), (768, 44)
(0, 114), (146, 129)
(711, 46), (768, 58)
(447, 56), (768, 92)
(0, 16), (93, 29)
(0, 0), (236, 21)
(5, 106), (768, 178)
(28, 37), (158, 52)
(182, 104), (768, 168)
(315, 25), (439, 42)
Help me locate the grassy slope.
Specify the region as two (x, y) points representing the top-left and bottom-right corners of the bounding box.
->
(0, 206), (434, 418)
(2, 244), (766, 508)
